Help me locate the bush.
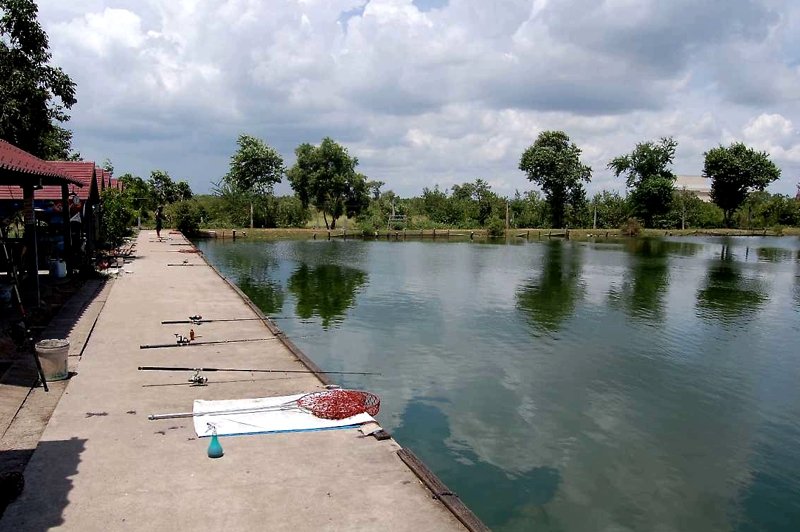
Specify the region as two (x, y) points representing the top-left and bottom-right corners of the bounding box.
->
(486, 216), (506, 237)
(621, 217), (642, 237)
(100, 188), (134, 248)
(168, 200), (202, 236)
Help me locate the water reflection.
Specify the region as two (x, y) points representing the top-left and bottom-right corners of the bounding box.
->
(734, 421), (800, 532)
(238, 276), (285, 316)
(697, 246), (768, 322)
(392, 399), (561, 531)
(755, 247), (796, 263)
(516, 242), (584, 332)
(193, 236), (800, 532)
(287, 264), (367, 327)
(609, 238), (671, 322)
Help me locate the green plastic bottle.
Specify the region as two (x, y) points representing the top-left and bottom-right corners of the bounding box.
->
(207, 425), (223, 458)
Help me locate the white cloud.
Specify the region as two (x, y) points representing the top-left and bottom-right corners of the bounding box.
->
(34, 0), (800, 196)
(741, 113), (800, 163)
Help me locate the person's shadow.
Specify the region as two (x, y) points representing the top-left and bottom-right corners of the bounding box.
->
(0, 437), (87, 530)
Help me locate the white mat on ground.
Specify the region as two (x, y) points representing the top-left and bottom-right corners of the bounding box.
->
(192, 393), (375, 437)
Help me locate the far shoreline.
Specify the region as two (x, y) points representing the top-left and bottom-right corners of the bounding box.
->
(177, 226), (800, 243)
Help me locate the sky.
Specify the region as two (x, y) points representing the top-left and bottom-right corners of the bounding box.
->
(36, 0), (800, 198)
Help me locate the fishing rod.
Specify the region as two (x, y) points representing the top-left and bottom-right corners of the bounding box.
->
(138, 365), (381, 375)
(161, 316), (294, 324)
(139, 337), (277, 349)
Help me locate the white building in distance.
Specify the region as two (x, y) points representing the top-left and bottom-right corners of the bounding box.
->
(675, 175), (712, 202)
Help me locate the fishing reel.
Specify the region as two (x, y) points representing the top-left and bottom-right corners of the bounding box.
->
(188, 315), (202, 325)
(174, 333), (191, 346)
(188, 369), (208, 386)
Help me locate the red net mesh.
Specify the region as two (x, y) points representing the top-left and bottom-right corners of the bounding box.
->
(297, 389), (381, 420)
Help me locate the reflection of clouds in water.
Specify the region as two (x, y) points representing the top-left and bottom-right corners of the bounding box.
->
(393, 397), (561, 531)
(199, 237), (800, 532)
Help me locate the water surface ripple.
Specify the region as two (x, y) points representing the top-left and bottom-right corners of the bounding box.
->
(196, 236), (800, 532)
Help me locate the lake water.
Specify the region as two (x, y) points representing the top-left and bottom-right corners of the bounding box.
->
(195, 236), (800, 532)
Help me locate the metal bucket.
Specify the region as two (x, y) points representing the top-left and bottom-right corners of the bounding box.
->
(35, 339), (69, 381)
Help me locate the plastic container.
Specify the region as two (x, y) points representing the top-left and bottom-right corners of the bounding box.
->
(49, 259), (67, 279)
(35, 339), (69, 381)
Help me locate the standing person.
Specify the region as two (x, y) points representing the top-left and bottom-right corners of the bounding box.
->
(155, 205), (164, 239)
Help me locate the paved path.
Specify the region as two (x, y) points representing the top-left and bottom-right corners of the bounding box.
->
(1, 231), (467, 531)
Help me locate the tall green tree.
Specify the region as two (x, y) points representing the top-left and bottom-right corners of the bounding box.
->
(0, 0), (77, 158)
(223, 134), (285, 228)
(608, 137), (677, 228)
(148, 170), (178, 205)
(287, 137), (370, 230)
(119, 173), (152, 224)
(704, 142), (781, 227)
(519, 131), (591, 228)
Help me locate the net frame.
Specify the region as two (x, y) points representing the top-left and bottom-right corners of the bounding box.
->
(148, 389), (381, 421)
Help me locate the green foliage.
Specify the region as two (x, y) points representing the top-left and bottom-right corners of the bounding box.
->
(704, 142), (781, 227)
(660, 189), (724, 229)
(519, 131), (591, 228)
(221, 134), (285, 228)
(271, 195), (311, 228)
(167, 200), (202, 236)
(486, 216), (505, 237)
(509, 190), (547, 228)
(418, 180), (506, 228)
(118, 173), (153, 219)
(99, 188), (133, 248)
(621, 217), (642, 236)
(225, 134), (284, 195)
(590, 191), (628, 229)
(608, 137), (677, 227)
(149, 170), (177, 204)
(735, 191), (800, 228)
(0, 0), (77, 158)
(287, 137), (370, 230)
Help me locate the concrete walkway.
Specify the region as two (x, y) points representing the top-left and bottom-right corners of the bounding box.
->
(0, 232), (470, 531)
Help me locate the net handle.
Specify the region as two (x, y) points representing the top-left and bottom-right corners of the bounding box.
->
(147, 389), (379, 421)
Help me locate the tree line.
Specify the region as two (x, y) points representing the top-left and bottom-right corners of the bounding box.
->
(101, 130), (798, 240)
(158, 131), (795, 236)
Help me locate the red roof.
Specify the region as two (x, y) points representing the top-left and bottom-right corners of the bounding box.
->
(1, 161), (94, 201)
(0, 139), (81, 184)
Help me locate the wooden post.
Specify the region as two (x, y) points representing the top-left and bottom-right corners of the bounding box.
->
(61, 184), (73, 275)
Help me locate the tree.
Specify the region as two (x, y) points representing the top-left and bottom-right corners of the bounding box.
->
(287, 137), (370, 230)
(148, 170), (178, 205)
(608, 137), (677, 228)
(0, 0), (77, 158)
(704, 142), (781, 227)
(590, 191), (628, 229)
(119, 174), (152, 221)
(519, 131), (591, 228)
(223, 134), (284, 228)
(175, 181), (193, 201)
(367, 180), (385, 200)
(99, 188), (133, 248)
